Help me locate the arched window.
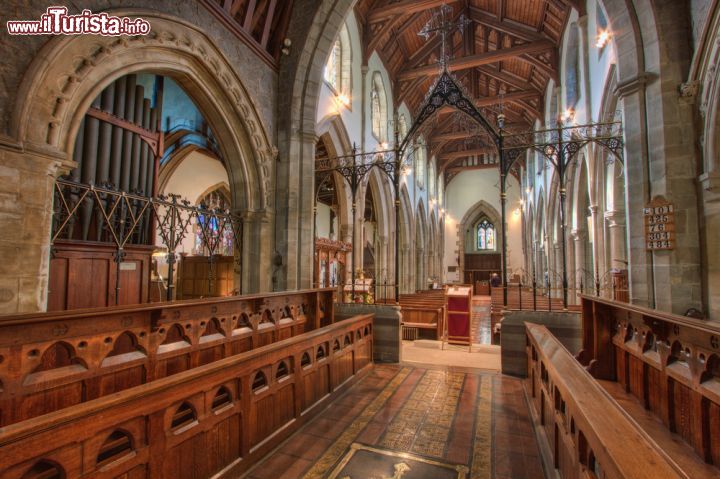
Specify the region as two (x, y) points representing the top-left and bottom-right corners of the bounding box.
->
(438, 174), (444, 206)
(565, 24), (580, 108)
(193, 186), (234, 256)
(415, 139), (426, 189)
(371, 73), (388, 142)
(324, 24), (351, 95)
(398, 114), (408, 141)
(324, 40), (341, 89)
(476, 219), (495, 251)
(428, 157), (436, 198)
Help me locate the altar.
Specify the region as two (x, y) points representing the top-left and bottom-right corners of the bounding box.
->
(344, 277), (374, 304)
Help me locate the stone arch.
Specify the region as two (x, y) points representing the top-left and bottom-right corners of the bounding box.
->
(458, 200), (502, 280)
(690, 5), (720, 319)
(11, 10), (275, 295)
(13, 10), (272, 214)
(276, 0), (355, 290)
(399, 185), (414, 292)
(415, 201), (428, 290)
(353, 166), (394, 283)
(314, 123), (352, 235)
(599, 0), (701, 312)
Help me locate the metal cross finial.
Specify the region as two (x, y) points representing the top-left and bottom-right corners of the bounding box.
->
(417, 4), (470, 70)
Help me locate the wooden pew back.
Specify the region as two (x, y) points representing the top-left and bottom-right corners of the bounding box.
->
(0, 314), (373, 479)
(579, 295), (720, 467)
(526, 323), (686, 478)
(0, 288), (335, 426)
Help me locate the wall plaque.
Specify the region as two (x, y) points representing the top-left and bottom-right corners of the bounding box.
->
(644, 196), (675, 250)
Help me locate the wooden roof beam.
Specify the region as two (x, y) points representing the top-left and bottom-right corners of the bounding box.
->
(469, 7), (550, 43)
(399, 40), (554, 81)
(439, 147), (497, 161)
(368, 0), (460, 23)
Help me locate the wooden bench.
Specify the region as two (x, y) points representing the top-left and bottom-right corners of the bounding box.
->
(0, 314), (374, 479)
(526, 323), (687, 478)
(577, 295), (720, 472)
(398, 290), (446, 340)
(0, 288), (336, 426)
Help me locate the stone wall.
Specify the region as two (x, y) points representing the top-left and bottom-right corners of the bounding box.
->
(500, 311), (582, 377)
(336, 303), (401, 363)
(0, 3), (279, 313)
(0, 1), (277, 142)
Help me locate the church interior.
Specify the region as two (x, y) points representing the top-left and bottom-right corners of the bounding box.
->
(0, 0), (719, 478)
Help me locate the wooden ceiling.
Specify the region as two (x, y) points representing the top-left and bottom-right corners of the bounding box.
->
(354, 0), (579, 174)
(203, 0), (294, 65)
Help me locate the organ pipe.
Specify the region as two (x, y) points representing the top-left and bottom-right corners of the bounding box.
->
(109, 76), (126, 190)
(120, 74), (136, 193)
(65, 73), (162, 246)
(80, 96), (101, 241)
(96, 84), (115, 240)
(130, 85), (144, 194)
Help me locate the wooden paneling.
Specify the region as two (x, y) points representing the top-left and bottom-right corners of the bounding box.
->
(525, 323), (685, 478)
(177, 255), (236, 300)
(0, 314), (373, 478)
(48, 241), (152, 311)
(0, 288), (335, 426)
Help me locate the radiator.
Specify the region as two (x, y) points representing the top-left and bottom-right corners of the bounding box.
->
(402, 326), (418, 341)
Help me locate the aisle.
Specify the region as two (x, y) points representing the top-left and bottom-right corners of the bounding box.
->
(242, 365), (543, 479)
(400, 295), (500, 371)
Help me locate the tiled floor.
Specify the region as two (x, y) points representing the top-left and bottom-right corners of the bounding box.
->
(242, 365), (544, 479)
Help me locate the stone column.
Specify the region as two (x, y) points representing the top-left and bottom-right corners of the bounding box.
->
(617, 84), (654, 307)
(0, 142), (73, 314)
(589, 204), (604, 279)
(340, 224), (353, 285)
(572, 230), (587, 293)
(700, 173), (720, 318)
(241, 209), (272, 293)
(604, 209), (627, 270)
(401, 245), (411, 293)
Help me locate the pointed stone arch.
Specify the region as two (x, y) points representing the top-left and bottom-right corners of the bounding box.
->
(7, 10), (277, 308)
(13, 10), (273, 214)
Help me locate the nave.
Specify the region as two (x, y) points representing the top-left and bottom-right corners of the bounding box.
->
(1, 0), (720, 478)
(244, 365), (542, 479)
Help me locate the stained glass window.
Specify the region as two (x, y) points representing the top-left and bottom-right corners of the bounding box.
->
(371, 73), (387, 141)
(476, 219), (495, 251)
(193, 188), (234, 257)
(399, 114), (407, 141)
(324, 39), (340, 89)
(415, 139), (425, 189)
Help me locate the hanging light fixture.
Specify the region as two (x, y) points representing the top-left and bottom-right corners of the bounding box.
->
(497, 88), (506, 130)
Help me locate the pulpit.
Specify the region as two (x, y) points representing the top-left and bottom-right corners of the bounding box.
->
(444, 284), (473, 349)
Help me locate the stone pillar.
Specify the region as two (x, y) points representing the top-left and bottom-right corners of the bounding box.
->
(572, 230), (587, 293)
(274, 129), (316, 291)
(241, 209), (272, 293)
(700, 173), (720, 318)
(617, 85), (654, 307)
(0, 143), (73, 314)
(589, 204), (604, 278)
(340, 224), (353, 285)
(605, 209), (627, 270)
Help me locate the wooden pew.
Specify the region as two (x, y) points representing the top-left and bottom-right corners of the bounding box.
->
(0, 288), (336, 426)
(577, 295), (720, 470)
(0, 313), (374, 479)
(525, 323), (686, 478)
(398, 290), (446, 340)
